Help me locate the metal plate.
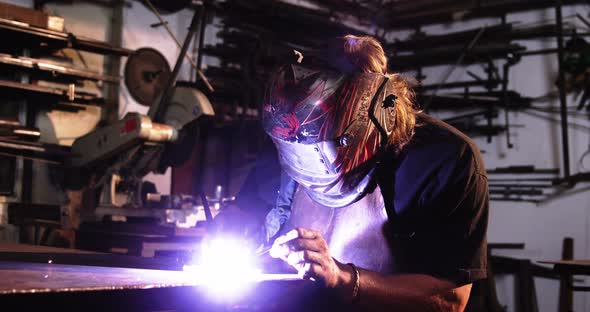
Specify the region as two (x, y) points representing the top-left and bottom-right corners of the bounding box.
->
(0, 260), (304, 294)
(0, 260), (349, 312)
(0, 261), (195, 294)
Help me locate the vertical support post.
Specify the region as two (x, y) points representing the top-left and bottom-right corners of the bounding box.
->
(502, 63), (512, 148)
(20, 49), (33, 206)
(104, 0), (124, 124)
(190, 17), (200, 83)
(485, 60), (495, 144)
(500, 13), (514, 149)
(502, 55), (519, 149)
(22, 109), (35, 204)
(196, 3), (207, 71)
(516, 259), (536, 312)
(555, 0), (571, 182)
(558, 237), (573, 312)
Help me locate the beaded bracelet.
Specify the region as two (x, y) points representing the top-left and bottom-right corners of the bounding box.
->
(347, 263), (360, 303)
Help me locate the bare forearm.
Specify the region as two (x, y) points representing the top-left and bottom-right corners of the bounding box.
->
(338, 263), (470, 312)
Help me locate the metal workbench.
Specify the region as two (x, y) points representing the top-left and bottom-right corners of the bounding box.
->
(0, 242), (342, 311)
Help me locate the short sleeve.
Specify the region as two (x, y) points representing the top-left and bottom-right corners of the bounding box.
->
(420, 150), (488, 285)
(387, 145), (489, 286)
(426, 165), (489, 285)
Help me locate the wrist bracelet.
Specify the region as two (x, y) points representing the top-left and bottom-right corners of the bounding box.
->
(347, 263), (360, 303)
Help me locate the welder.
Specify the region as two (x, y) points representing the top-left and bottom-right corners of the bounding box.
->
(216, 34), (489, 312)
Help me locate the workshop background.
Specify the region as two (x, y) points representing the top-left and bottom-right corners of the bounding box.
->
(0, 0), (589, 311)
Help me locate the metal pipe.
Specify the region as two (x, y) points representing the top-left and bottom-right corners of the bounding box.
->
(555, 0), (571, 183)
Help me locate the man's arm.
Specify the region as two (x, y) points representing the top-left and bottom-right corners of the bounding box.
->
(272, 228), (472, 312)
(337, 262), (471, 312)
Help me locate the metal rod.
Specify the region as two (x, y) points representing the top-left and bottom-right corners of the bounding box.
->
(149, 9), (201, 123)
(143, 0), (213, 92)
(199, 191), (213, 222)
(422, 26), (486, 111)
(489, 197), (541, 203)
(517, 48), (559, 56)
(576, 13), (590, 29)
(488, 166), (559, 174)
(485, 60), (494, 143)
(488, 177), (556, 182)
(489, 184), (555, 188)
(256, 245), (272, 256)
(488, 243), (525, 249)
(190, 13), (200, 83)
(489, 189), (544, 196)
(418, 79), (501, 91)
(555, 0), (571, 182)
(502, 59), (513, 148)
(570, 286), (590, 292)
(443, 110), (496, 123)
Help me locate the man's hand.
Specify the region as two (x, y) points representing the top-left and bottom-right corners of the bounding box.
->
(270, 228), (354, 291)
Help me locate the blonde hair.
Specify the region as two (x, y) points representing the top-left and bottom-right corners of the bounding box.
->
(331, 34), (420, 148)
(340, 35), (388, 74)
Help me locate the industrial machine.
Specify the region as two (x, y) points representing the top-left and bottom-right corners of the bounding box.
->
(69, 10), (214, 229)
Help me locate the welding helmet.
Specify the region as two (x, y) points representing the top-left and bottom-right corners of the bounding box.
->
(262, 64), (398, 208)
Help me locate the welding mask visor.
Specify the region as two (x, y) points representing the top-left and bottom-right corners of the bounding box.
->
(262, 64), (397, 208)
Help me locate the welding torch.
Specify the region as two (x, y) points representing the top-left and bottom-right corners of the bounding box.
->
(256, 229), (299, 257)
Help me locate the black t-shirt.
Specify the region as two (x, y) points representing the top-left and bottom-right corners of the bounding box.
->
(376, 113), (488, 285)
